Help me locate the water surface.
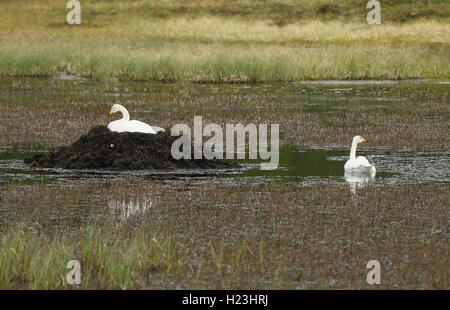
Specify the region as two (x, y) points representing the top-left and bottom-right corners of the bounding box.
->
(1, 145), (448, 187)
(1, 77), (448, 188)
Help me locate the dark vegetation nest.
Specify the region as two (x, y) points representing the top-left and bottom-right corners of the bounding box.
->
(24, 126), (240, 170)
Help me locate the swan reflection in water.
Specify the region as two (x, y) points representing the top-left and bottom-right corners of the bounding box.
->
(344, 170), (376, 195)
(108, 195), (153, 220)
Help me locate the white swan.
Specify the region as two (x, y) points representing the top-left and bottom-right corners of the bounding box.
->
(344, 135), (376, 173)
(108, 104), (165, 134)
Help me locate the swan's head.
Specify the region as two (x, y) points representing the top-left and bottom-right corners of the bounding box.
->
(353, 135), (367, 144)
(110, 104), (125, 115)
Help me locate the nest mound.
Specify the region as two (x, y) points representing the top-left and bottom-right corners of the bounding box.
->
(24, 126), (239, 170)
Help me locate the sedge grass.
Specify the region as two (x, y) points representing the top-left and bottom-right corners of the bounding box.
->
(0, 1), (448, 81)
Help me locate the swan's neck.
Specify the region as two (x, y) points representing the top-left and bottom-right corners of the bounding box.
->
(350, 140), (358, 160)
(118, 106), (130, 121)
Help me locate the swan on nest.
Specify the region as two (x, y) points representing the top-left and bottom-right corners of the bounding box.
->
(108, 104), (165, 134)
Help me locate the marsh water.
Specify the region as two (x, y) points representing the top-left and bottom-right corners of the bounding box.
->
(1, 78), (448, 188)
(1, 145), (449, 187)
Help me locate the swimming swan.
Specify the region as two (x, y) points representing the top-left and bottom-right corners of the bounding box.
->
(108, 104), (165, 134)
(344, 135), (376, 173)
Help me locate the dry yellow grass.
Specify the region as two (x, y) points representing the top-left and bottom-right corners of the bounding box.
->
(0, 1), (448, 81)
(118, 17), (450, 44)
(1, 0), (448, 43)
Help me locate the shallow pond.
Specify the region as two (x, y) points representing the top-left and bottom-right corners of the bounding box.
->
(0, 78), (448, 189)
(1, 144), (448, 188)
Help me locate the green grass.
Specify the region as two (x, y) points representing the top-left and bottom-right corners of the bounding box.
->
(0, 43), (447, 82)
(0, 0), (448, 81)
(0, 224), (189, 289)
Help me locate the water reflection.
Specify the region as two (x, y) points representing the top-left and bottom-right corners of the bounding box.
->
(108, 196), (153, 221)
(344, 170), (376, 194)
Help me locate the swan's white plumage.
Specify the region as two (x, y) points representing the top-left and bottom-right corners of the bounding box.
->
(107, 104), (165, 134)
(344, 135), (376, 173)
(108, 119), (157, 134)
(150, 126), (165, 133)
(344, 156), (376, 172)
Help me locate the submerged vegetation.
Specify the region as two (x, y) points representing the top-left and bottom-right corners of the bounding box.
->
(0, 78), (448, 149)
(0, 181), (448, 289)
(0, 0), (449, 81)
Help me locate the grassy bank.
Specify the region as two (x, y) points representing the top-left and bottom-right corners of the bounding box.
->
(0, 0), (449, 81)
(1, 180), (448, 289)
